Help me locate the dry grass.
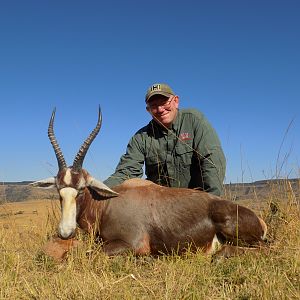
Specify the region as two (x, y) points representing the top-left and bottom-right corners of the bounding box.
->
(0, 186), (299, 299)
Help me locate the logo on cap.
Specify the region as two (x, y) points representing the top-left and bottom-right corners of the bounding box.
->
(150, 84), (161, 92)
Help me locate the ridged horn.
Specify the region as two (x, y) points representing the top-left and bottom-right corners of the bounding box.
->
(72, 106), (102, 171)
(48, 108), (67, 171)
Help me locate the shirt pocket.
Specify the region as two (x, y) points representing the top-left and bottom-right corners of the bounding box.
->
(175, 141), (194, 166)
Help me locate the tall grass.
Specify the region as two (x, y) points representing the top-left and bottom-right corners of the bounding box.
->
(0, 182), (299, 299)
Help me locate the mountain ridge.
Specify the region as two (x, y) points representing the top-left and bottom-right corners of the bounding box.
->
(1, 178), (299, 203)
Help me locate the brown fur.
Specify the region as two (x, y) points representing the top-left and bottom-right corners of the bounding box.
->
(34, 169), (267, 258)
(62, 175), (267, 256)
(42, 237), (81, 261)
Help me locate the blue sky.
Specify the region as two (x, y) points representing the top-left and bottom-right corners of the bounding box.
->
(0, 1), (299, 183)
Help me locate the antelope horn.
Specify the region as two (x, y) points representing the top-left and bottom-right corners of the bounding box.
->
(72, 106), (102, 171)
(48, 108), (67, 171)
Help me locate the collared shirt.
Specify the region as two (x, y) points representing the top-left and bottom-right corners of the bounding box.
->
(104, 109), (226, 196)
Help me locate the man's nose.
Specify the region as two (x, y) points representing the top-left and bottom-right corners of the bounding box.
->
(157, 105), (165, 112)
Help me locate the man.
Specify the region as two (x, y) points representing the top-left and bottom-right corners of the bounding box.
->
(104, 83), (226, 196)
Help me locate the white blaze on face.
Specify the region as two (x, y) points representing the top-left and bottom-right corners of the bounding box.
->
(63, 169), (72, 186)
(58, 187), (78, 239)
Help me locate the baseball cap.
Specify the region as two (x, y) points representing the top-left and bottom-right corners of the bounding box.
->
(145, 83), (175, 102)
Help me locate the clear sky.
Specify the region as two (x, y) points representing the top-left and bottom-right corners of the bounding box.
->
(0, 1), (299, 184)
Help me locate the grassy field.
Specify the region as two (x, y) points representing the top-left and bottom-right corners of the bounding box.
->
(0, 185), (299, 299)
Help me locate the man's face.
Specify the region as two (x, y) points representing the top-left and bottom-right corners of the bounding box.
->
(146, 95), (179, 128)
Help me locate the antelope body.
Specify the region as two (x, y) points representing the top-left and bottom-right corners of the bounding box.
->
(31, 108), (267, 256)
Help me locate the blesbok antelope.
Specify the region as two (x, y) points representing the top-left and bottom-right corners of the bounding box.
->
(31, 107), (267, 257)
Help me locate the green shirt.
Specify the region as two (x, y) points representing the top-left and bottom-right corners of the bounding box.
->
(104, 109), (226, 196)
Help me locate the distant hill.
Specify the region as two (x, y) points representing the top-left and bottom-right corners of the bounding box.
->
(0, 178), (299, 204)
(224, 178), (300, 202)
(0, 182), (58, 203)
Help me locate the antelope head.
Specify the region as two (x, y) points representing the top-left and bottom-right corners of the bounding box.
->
(30, 107), (118, 239)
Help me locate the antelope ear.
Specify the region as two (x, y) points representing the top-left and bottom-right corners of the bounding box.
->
(29, 177), (56, 189)
(87, 177), (119, 198)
